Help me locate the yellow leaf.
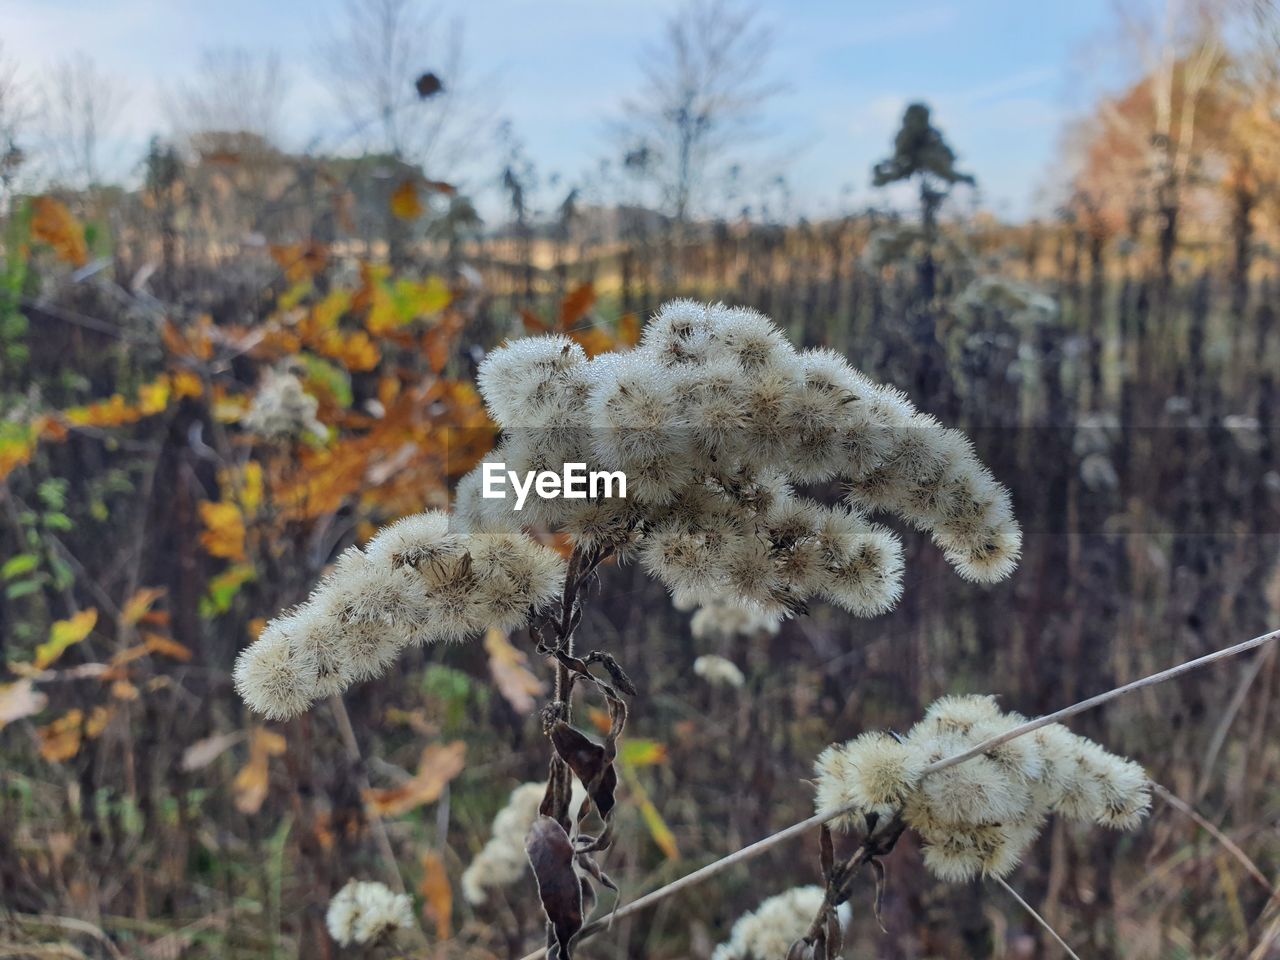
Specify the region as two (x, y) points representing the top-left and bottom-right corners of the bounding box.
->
(121, 587), (167, 626)
(390, 179), (424, 220)
(110, 680), (139, 701)
(484, 627), (545, 715)
(36, 609), (98, 669)
(233, 727), (287, 815)
(171, 370), (204, 399)
(37, 710), (84, 762)
(620, 739), (668, 767)
(312, 289), (352, 331)
(419, 850), (453, 940)
(199, 501), (247, 561)
(364, 741), (466, 817)
(86, 705), (113, 737)
(31, 196), (88, 267)
(137, 378), (172, 416)
(637, 790), (679, 861)
(0, 679), (48, 730)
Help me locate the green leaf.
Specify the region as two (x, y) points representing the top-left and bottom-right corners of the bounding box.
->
(299, 354), (353, 409)
(0, 554), (39, 580)
(199, 564), (256, 618)
(43, 512), (73, 532)
(5, 579), (42, 600)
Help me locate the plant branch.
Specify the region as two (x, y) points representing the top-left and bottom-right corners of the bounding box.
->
(515, 626), (1280, 960)
(992, 876), (1082, 960)
(1151, 781), (1277, 899)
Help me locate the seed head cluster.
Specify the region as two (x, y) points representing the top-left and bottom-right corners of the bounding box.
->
(814, 695), (1151, 882)
(234, 512), (566, 719)
(238, 302), (1021, 720)
(711, 885), (850, 960)
(244, 367), (326, 441)
(462, 300), (1021, 621)
(325, 879), (414, 946)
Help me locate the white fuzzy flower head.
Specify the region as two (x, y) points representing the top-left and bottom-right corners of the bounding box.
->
(692, 654), (747, 688)
(814, 696), (1151, 882)
(237, 515), (566, 717)
(232, 618), (318, 720)
(244, 368), (326, 441)
(325, 879), (414, 946)
(712, 886), (850, 960)
(690, 601), (780, 643)
(247, 301), (1026, 718)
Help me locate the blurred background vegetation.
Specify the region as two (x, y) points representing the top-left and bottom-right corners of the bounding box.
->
(1, 0), (1279, 957)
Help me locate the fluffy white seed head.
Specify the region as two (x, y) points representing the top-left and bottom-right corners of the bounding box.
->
(813, 695), (1150, 884)
(711, 886), (848, 960)
(233, 619), (319, 720)
(325, 879), (414, 946)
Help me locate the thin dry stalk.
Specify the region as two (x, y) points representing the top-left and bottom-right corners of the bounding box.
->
(992, 876), (1082, 960)
(515, 627), (1280, 960)
(1151, 782), (1277, 898)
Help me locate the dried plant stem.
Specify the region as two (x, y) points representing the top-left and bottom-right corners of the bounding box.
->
(1151, 782), (1277, 898)
(515, 627), (1279, 960)
(991, 876), (1082, 960)
(920, 628), (1280, 779)
(329, 697), (430, 948)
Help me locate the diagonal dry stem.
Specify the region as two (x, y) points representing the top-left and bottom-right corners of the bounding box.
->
(992, 875), (1082, 960)
(515, 626), (1279, 960)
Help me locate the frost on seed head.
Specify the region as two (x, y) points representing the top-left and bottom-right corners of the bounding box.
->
(813, 695), (1151, 882)
(711, 885), (850, 960)
(325, 879), (414, 947)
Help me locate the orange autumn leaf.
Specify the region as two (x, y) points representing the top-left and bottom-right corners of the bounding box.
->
(199, 501), (247, 561)
(617, 311), (641, 348)
(419, 850), (453, 940)
(31, 196), (88, 267)
(364, 741), (466, 817)
(121, 587), (167, 626)
(559, 282), (597, 329)
(270, 242), (329, 284)
(520, 308), (552, 335)
(390, 179), (424, 220)
(571, 326), (617, 358)
(316, 329), (380, 372)
(143, 632), (193, 663)
(38, 710), (85, 762)
(484, 628), (545, 715)
(233, 728), (287, 815)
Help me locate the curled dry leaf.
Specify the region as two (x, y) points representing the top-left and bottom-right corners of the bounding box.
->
(525, 815), (583, 960)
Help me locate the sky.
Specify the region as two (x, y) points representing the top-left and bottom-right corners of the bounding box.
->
(0, 0), (1133, 222)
